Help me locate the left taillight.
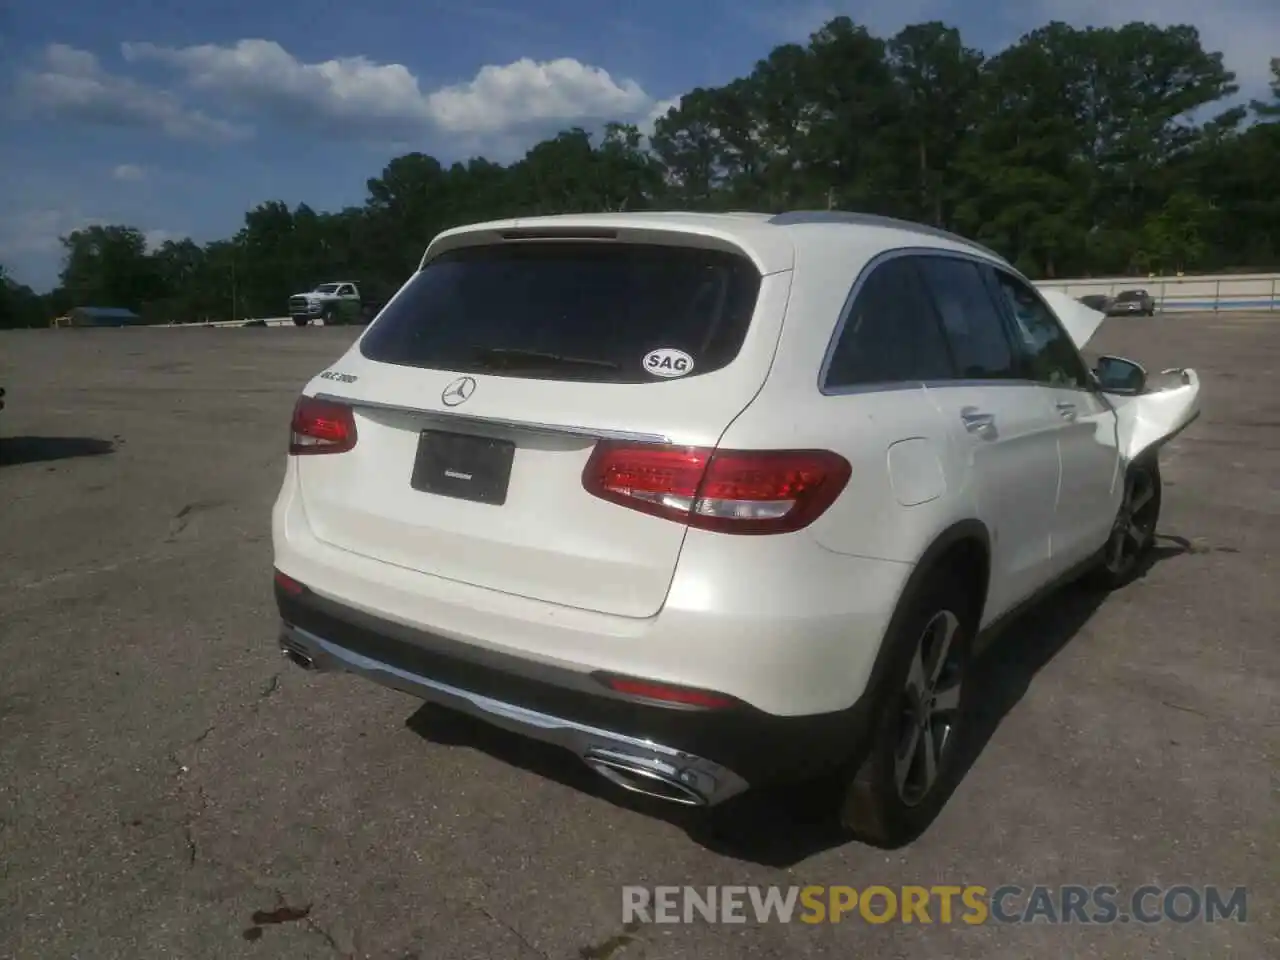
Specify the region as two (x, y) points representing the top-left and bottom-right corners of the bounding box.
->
(581, 441), (852, 535)
(289, 396), (357, 455)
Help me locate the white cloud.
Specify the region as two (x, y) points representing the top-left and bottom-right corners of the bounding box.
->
(112, 163), (147, 182)
(14, 44), (248, 142)
(120, 39), (655, 142)
(0, 208), (99, 257)
(426, 57), (651, 135)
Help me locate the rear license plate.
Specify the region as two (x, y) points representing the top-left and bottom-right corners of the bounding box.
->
(410, 430), (515, 505)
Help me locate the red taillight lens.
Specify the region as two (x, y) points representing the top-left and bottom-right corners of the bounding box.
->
(273, 570), (306, 595)
(289, 396), (356, 455)
(583, 443), (711, 524)
(582, 442), (851, 534)
(598, 674), (740, 709)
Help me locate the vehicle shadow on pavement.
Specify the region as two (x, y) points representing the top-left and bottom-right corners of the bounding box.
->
(404, 543), (1190, 867)
(0, 436), (116, 466)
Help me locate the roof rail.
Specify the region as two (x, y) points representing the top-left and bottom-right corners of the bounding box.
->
(767, 210), (1004, 260)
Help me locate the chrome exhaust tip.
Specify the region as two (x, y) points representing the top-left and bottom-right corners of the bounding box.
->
(279, 639), (315, 670)
(584, 749), (708, 806)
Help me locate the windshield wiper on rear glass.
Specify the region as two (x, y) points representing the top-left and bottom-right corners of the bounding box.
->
(469, 346), (621, 372)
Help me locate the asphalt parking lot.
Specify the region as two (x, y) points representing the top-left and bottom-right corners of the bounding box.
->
(1, 314), (1277, 959)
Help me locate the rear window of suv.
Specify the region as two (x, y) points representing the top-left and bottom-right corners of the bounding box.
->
(359, 241), (763, 383)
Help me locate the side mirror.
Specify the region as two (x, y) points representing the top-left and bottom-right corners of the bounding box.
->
(1094, 355), (1148, 395)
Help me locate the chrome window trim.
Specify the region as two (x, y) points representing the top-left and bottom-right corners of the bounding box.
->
(817, 245), (1016, 396)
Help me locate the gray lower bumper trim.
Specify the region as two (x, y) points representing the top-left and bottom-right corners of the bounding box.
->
(279, 622), (750, 806)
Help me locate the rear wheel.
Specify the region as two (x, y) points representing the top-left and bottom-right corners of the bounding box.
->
(838, 571), (975, 847)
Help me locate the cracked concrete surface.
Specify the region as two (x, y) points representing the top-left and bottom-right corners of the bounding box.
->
(0, 319), (1277, 959)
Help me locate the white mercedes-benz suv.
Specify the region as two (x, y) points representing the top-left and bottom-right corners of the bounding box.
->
(272, 211), (1200, 846)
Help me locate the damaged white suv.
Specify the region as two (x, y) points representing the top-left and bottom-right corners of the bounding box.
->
(272, 211), (1200, 846)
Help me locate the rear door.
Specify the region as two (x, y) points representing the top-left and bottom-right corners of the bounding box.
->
(296, 238), (789, 619)
(914, 254), (1063, 622)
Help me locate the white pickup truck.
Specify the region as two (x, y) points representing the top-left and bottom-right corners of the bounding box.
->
(287, 282), (384, 327)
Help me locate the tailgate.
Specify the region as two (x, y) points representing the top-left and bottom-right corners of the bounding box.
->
(294, 241), (791, 619)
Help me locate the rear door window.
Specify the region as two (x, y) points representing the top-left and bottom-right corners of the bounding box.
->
(914, 256), (1021, 380)
(823, 256), (956, 388)
(359, 242), (762, 383)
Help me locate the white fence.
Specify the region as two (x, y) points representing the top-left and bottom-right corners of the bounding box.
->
(1034, 272), (1280, 313)
(167, 316), (296, 327)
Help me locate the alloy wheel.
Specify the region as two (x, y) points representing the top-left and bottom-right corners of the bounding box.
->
(894, 609), (964, 807)
(1105, 466), (1158, 576)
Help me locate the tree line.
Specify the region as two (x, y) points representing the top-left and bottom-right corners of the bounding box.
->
(2, 17), (1278, 328)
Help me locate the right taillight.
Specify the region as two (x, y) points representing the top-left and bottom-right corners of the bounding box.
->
(289, 396), (357, 455)
(582, 441), (851, 534)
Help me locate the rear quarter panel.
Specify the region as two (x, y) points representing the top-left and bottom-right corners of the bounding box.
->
(719, 384), (961, 566)
(717, 228), (973, 567)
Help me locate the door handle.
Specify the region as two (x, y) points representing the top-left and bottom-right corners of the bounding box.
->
(1055, 401), (1078, 420)
(960, 407), (996, 434)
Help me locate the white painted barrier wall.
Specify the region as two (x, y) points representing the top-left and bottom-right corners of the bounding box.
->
(1035, 272), (1280, 312)
(166, 317), (297, 327)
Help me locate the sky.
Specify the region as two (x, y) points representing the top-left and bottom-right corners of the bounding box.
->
(0, 0), (1275, 291)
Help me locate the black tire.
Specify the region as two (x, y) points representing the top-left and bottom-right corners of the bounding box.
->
(322, 305), (338, 326)
(1085, 457), (1162, 590)
(293, 316), (309, 327)
(838, 570), (977, 848)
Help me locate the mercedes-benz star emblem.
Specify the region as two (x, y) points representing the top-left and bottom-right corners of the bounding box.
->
(441, 376), (477, 407)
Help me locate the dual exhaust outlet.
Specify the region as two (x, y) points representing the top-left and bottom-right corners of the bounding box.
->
(278, 639), (713, 807)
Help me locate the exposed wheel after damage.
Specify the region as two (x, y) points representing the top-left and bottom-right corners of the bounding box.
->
(839, 572), (975, 847)
(1089, 457), (1161, 590)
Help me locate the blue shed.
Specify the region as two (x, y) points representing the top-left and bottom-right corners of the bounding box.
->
(65, 307), (143, 327)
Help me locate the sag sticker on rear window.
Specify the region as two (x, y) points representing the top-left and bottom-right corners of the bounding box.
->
(643, 348), (694, 379)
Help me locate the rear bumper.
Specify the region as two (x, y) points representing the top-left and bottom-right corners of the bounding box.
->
(275, 583), (875, 803)
(273, 464), (908, 717)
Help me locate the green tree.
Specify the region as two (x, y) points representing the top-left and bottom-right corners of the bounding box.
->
(0, 264), (47, 328)
(884, 22), (986, 227)
(58, 226), (160, 310)
(1138, 192), (1214, 273)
